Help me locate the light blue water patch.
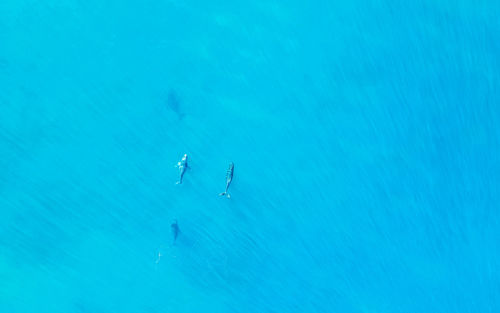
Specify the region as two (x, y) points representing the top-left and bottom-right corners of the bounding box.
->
(1, 0), (499, 312)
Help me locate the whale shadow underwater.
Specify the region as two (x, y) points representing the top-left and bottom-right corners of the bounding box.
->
(165, 90), (185, 120)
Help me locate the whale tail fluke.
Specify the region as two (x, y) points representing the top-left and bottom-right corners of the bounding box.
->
(219, 192), (225, 196)
(219, 192), (230, 198)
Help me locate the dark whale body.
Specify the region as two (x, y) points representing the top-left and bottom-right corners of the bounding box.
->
(219, 162), (234, 198)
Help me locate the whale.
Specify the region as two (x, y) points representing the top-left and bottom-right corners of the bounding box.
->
(171, 220), (179, 244)
(176, 154), (189, 184)
(219, 162), (234, 198)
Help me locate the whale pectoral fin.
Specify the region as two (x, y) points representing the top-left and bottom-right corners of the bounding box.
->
(226, 193), (231, 199)
(176, 181), (182, 185)
(219, 192), (225, 196)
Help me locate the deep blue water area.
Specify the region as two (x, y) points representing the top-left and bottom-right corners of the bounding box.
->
(1, 1), (499, 312)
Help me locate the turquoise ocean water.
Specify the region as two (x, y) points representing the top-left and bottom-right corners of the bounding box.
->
(1, 1), (499, 312)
